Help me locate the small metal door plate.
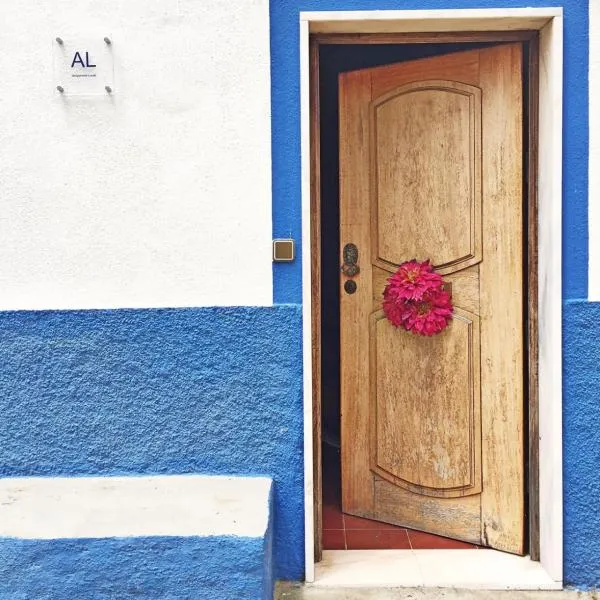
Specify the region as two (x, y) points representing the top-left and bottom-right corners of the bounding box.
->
(273, 239), (295, 262)
(343, 243), (359, 265)
(341, 263), (360, 277)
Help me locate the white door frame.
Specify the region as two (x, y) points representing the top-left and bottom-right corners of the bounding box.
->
(300, 7), (563, 588)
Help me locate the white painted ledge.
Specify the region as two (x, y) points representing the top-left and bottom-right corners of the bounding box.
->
(314, 551), (561, 591)
(301, 8), (561, 33)
(0, 475), (272, 540)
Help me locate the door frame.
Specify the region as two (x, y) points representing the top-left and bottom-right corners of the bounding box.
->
(300, 8), (563, 587)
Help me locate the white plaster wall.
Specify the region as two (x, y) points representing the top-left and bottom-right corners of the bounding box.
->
(0, 0), (272, 309)
(590, 0), (600, 300)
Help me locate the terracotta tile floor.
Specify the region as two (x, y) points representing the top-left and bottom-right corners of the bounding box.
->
(322, 443), (483, 550)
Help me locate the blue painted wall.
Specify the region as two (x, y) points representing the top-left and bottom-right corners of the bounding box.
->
(0, 536), (270, 600)
(0, 306), (304, 581)
(564, 300), (600, 587)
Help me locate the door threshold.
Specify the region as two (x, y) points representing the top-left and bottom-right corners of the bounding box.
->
(313, 550), (562, 590)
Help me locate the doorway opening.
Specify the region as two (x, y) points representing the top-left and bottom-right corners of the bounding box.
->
(303, 9), (563, 588)
(313, 35), (539, 557)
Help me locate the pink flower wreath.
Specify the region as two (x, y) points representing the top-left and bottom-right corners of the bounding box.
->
(382, 260), (453, 336)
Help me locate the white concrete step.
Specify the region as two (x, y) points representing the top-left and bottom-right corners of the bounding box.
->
(0, 474), (274, 599)
(277, 583), (593, 600)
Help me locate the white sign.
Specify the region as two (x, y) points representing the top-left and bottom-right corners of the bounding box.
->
(53, 36), (114, 96)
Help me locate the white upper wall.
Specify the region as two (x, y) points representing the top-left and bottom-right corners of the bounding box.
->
(0, 0), (272, 309)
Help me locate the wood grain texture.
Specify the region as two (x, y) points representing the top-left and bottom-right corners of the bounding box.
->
(374, 478), (481, 543)
(370, 308), (481, 498)
(370, 48), (479, 98)
(311, 31), (537, 45)
(309, 38), (323, 563)
(479, 43), (525, 554)
(527, 35), (541, 562)
(339, 68), (375, 515)
(340, 44), (525, 553)
(310, 19), (549, 35)
(370, 80), (481, 275)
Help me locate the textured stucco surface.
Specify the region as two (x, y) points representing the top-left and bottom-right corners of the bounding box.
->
(0, 306), (303, 580)
(0, 0), (273, 309)
(563, 300), (600, 587)
(270, 0), (588, 302)
(0, 536), (271, 600)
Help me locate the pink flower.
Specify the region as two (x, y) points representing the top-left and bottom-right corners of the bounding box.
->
(382, 295), (410, 328)
(382, 260), (453, 336)
(398, 291), (453, 336)
(383, 260), (443, 301)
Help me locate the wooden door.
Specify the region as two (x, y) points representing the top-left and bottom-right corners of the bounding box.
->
(339, 44), (524, 553)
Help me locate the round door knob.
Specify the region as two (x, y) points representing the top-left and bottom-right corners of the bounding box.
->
(344, 280), (357, 294)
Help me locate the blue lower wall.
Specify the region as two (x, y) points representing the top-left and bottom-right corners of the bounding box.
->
(564, 300), (600, 587)
(1, 301), (600, 586)
(0, 306), (304, 580)
(0, 536), (269, 600)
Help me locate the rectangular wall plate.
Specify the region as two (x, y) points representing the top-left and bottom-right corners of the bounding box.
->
(273, 239), (295, 262)
(53, 35), (114, 96)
